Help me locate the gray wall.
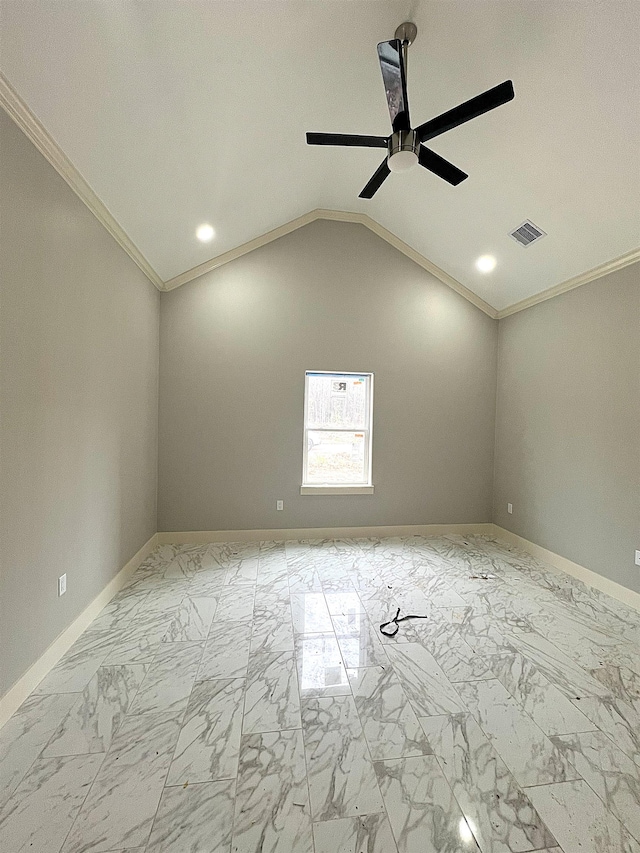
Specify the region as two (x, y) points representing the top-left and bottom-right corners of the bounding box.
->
(158, 219), (498, 532)
(493, 263), (640, 593)
(0, 110), (160, 697)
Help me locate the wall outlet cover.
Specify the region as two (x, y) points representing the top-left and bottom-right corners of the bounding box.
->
(635, 550), (640, 567)
(58, 573), (67, 596)
(276, 500), (284, 511)
(507, 503), (513, 514)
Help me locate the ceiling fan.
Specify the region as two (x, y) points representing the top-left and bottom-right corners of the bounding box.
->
(306, 22), (514, 198)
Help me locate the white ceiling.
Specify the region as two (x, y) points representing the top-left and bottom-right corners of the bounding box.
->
(1, 1), (639, 310)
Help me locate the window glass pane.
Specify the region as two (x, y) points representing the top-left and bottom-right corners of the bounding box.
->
(306, 373), (368, 429)
(306, 430), (367, 483)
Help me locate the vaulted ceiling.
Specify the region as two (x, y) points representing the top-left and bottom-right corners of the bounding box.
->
(1, 1), (638, 312)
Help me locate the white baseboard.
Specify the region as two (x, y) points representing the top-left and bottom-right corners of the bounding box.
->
(156, 522), (494, 545)
(0, 533), (158, 729)
(492, 525), (640, 613)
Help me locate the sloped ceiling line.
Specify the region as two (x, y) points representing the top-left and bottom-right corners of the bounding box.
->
(1, 71), (637, 319)
(0, 72), (164, 290)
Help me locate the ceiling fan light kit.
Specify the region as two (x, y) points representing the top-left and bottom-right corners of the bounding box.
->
(306, 22), (514, 198)
(388, 129), (419, 172)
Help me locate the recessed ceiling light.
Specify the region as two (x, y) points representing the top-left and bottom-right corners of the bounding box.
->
(476, 255), (496, 273)
(196, 223), (215, 242)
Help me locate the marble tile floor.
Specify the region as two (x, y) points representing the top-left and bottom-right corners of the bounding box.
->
(1, 534), (640, 853)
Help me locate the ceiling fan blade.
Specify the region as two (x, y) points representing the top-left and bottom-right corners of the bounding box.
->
(359, 158), (391, 198)
(418, 146), (468, 186)
(306, 132), (388, 148)
(416, 80), (514, 142)
(377, 40), (410, 132)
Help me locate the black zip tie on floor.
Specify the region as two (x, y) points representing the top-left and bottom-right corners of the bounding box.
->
(379, 607), (429, 638)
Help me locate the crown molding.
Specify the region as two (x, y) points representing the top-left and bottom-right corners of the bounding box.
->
(496, 247), (640, 318)
(0, 72), (164, 290)
(347, 212), (499, 318)
(163, 207), (500, 318)
(162, 210), (321, 291)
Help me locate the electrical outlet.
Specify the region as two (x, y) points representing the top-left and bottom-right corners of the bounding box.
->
(276, 500), (284, 511)
(507, 503), (513, 514)
(58, 574), (67, 597)
(635, 550), (640, 567)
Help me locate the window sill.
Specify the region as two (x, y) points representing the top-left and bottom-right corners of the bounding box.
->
(300, 485), (375, 495)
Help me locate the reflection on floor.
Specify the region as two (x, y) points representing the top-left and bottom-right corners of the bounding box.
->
(1, 534), (640, 852)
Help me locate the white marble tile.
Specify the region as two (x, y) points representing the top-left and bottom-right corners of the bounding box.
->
(166, 678), (245, 785)
(127, 641), (203, 716)
(360, 591), (408, 633)
(420, 713), (557, 853)
(288, 566), (323, 593)
(99, 848), (145, 852)
(207, 542), (259, 572)
(294, 633), (351, 698)
(186, 570), (225, 597)
(3, 534), (638, 853)
(61, 710), (181, 853)
(43, 664), (146, 757)
(384, 643), (465, 717)
(589, 663), (640, 711)
(133, 542), (180, 568)
(290, 592), (333, 634)
(34, 640), (112, 695)
(197, 620), (252, 680)
(250, 595), (294, 653)
(441, 608), (515, 658)
(324, 591), (366, 616)
(504, 629), (610, 700)
(334, 612), (389, 668)
(526, 779), (640, 853)
(126, 572), (190, 599)
(489, 651), (597, 735)
(146, 779), (235, 853)
(570, 694), (640, 767)
(232, 729), (313, 853)
(456, 679), (579, 788)
(258, 540), (287, 568)
(214, 587), (255, 622)
(407, 614), (493, 683)
(524, 607), (640, 675)
(312, 813), (397, 853)
(103, 610), (170, 664)
(348, 666), (432, 760)
(374, 755), (481, 852)
(0, 754), (104, 853)
(320, 575), (358, 594)
(551, 730), (640, 842)
(87, 592), (149, 634)
(415, 572), (468, 607)
(224, 555), (259, 586)
(162, 545), (211, 580)
(256, 566), (290, 594)
(243, 650), (301, 733)
(301, 695), (384, 821)
(0, 692), (78, 809)
(353, 575), (392, 601)
(161, 596), (218, 642)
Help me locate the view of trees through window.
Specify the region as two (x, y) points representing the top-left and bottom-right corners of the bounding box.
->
(304, 372), (372, 484)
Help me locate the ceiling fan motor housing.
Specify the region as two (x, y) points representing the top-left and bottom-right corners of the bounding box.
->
(388, 129), (419, 172)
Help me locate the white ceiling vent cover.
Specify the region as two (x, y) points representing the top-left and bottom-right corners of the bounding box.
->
(509, 220), (546, 247)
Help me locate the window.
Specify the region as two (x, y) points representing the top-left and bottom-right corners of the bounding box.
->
(301, 371), (374, 495)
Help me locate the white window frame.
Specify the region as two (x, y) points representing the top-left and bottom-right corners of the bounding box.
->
(301, 370), (374, 495)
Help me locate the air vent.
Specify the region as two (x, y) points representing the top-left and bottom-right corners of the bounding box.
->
(509, 220), (546, 247)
